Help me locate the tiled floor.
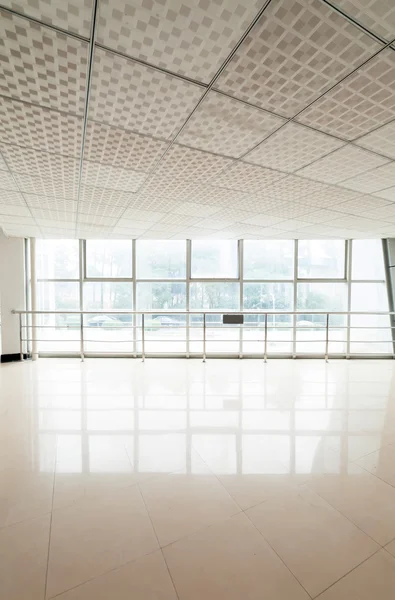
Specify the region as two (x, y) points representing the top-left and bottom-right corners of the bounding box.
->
(1, 358), (395, 599)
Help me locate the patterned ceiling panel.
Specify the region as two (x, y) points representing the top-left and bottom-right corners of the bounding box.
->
(13, 172), (79, 200)
(81, 161), (147, 192)
(177, 91), (285, 158)
(296, 49), (395, 140)
(354, 119), (395, 159)
(89, 49), (204, 139)
(244, 122), (346, 172)
(0, 97), (83, 157)
(0, 10), (89, 115)
(215, 0), (380, 118)
(0, 170), (19, 191)
(330, 0), (395, 41)
(1, 0), (94, 37)
(96, 0), (263, 82)
(339, 161), (395, 193)
(211, 162), (285, 193)
(1, 145), (80, 185)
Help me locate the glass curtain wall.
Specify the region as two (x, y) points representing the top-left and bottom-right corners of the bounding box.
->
(34, 238), (391, 356)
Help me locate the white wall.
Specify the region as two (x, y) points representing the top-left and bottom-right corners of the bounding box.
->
(0, 231), (26, 356)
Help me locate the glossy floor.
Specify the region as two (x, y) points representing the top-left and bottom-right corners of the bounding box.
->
(1, 358), (395, 599)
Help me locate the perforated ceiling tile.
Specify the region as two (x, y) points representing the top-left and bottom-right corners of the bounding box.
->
(0, 155), (8, 171)
(159, 213), (203, 227)
(24, 194), (78, 212)
(0, 10), (88, 114)
(172, 202), (221, 217)
(296, 145), (389, 184)
(340, 161), (395, 192)
(240, 213), (284, 227)
(215, 0), (380, 118)
(89, 49), (204, 139)
(2, 0), (94, 37)
(0, 190), (25, 206)
(81, 161), (147, 192)
(96, 0), (262, 82)
(354, 119), (395, 159)
(84, 121), (168, 170)
(244, 122), (346, 173)
(373, 186), (395, 201)
(328, 194), (392, 213)
(184, 184), (251, 209)
(177, 91), (285, 158)
(122, 208), (165, 222)
(211, 161), (285, 193)
(30, 208), (75, 221)
(78, 202), (126, 219)
(0, 170), (18, 191)
(358, 203), (395, 219)
(13, 172), (79, 199)
(298, 208), (345, 223)
(0, 203), (32, 217)
(0, 98), (83, 157)
(256, 203), (315, 219)
(331, 0), (395, 41)
(296, 48), (395, 140)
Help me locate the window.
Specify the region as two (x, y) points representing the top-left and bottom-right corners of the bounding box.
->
(136, 240), (186, 279)
(83, 282), (133, 311)
(86, 240), (133, 278)
(191, 240), (238, 278)
(297, 282), (347, 312)
(36, 239), (79, 279)
(243, 282), (293, 311)
(298, 240), (345, 278)
(137, 282), (186, 310)
(190, 282), (240, 311)
(352, 239), (385, 280)
(244, 240), (293, 279)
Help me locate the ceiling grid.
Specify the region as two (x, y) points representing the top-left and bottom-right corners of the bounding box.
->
(1, 0), (395, 240)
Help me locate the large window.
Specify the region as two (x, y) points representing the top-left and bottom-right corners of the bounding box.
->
(31, 238), (392, 357)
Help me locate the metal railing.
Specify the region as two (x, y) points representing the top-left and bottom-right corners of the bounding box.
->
(12, 309), (395, 361)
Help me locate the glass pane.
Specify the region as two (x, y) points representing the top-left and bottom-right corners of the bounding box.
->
(191, 240), (238, 278)
(189, 314), (240, 354)
(137, 313), (187, 354)
(136, 240), (186, 279)
(244, 240), (294, 279)
(351, 282), (388, 312)
(137, 282), (186, 310)
(37, 281), (79, 311)
(86, 240), (133, 278)
(84, 282), (133, 311)
(352, 239), (385, 280)
(298, 240), (345, 278)
(36, 239), (79, 279)
(190, 282), (240, 310)
(297, 282), (347, 311)
(36, 282), (79, 352)
(243, 282), (293, 311)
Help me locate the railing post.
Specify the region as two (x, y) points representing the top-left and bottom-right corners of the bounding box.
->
(141, 313), (145, 362)
(325, 313), (329, 363)
(264, 313), (268, 363)
(203, 313), (206, 363)
(80, 313), (84, 362)
(19, 313), (23, 361)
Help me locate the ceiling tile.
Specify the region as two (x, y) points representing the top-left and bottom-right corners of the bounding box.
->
(81, 161), (147, 192)
(373, 186), (395, 201)
(215, 0), (380, 117)
(240, 213), (284, 227)
(172, 202), (221, 217)
(89, 49), (204, 139)
(96, 0), (262, 82)
(0, 10), (88, 114)
(84, 121), (169, 170)
(79, 185), (134, 207)
(244, 122), (346, 173)
(0, 155), (7, 171)
(296, 49), (395, 140)
(211, 162), (285, 193)
(0, 98), (83, 157)
(331, 195), (393, 213)
(13, 172), (79, 199)
(24, 194), (78, 213)
(177, 91), (285, 158)
(297, 145), (389, 184)
(0, 170), (18, 191)
(299, 208), (346, 223)
(184, 184), (251, 209)
(0, 190), (26, 206)
(330, 0), (395, 41)
(340, 161), (395, 192)
(358, 203), (395, 219)
(122, 208), (166, 222)
(30, 208), (75, 221)
(1, 0), (93, 37)
(0, 203), (31, 217)
(78, 202), (126, 219)
(354, 119), (395, 159)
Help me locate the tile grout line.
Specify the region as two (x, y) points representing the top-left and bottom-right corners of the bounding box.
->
(43, 442), (57, 600)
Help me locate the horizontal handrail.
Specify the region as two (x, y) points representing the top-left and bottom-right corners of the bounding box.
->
(12, 309), (395, 316)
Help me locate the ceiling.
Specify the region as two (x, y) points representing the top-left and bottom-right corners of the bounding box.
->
(1, 0), (395, 240)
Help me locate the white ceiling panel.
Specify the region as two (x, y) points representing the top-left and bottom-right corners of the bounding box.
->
(0, 170), (19, 191)
(296, 145), (389, 184)
(215, 0), (380, 118)
(331, 195), (393, 213)
(1, 145), (80, 183)
(2, 0), (94, 37)
(296, 49), (395, 140)
(0, 98), (83, 158)
(0, 10), (88, 115)
(13, 172), (78, 200)
(373, 186), (395, 201)
(354, 119), (395, 159)
(172, 202), (221, 218)
(177, 91), (285, 158)
(211, 162), (285, 193)
(96, 0), (262, 82)
(81, 161), (147, 192)
(89, 49), (204, 139)
(330, 0), (395, 41)
(339, 161), (395, 193)
(24, 194), (78, 213)
(0, 190), (26, 206)
(244, 122), (346, 173)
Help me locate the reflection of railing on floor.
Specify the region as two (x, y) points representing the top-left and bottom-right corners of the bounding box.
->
(12, 310), (395, 361)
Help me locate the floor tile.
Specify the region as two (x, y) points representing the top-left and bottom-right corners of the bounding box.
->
(46, 485), (158, 598)
(318, 549), (395, 600)
(356, 445), (395, 487)
(163, 513), (309, 600)
(308, 464), (395, 545)
(52, 550), (177, 599)
(0, 514), (50, 600)
(139, 461), (240, 546)
(246, 486), (379, 597)
(0, 467), (54, 528)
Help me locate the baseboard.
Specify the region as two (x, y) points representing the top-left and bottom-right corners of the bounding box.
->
(1, 353), (31, 363)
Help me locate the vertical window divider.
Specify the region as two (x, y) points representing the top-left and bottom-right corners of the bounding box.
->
(186, 239), (191, 358)
(346, 239), (352, 359)
(79, 239), (84, 360)
(293, 239), (298, 358)
(132, 238), (137, 358)
(239, 239), (243, 358)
